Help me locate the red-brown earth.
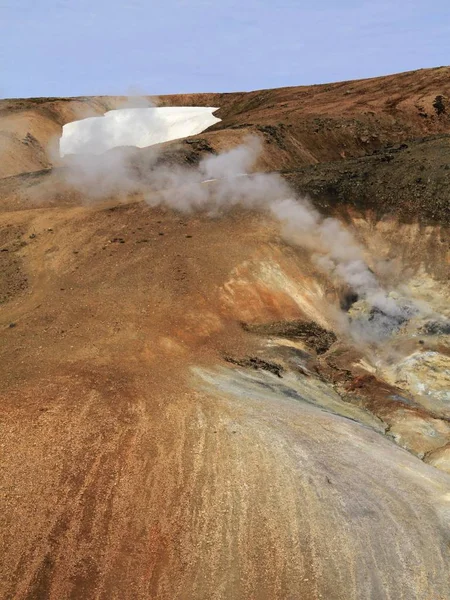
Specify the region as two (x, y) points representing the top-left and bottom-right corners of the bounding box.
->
(1, 67), (450, 599)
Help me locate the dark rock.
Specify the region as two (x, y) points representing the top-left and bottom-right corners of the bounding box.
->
(242, 319), (337, 354)
(224, 355), (284, 378)
(433, 95), (446, 116)
(421, 320), (450, 335)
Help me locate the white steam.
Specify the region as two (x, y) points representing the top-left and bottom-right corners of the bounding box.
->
(270, 198), (403, 315)
(58, 130), (415, 342)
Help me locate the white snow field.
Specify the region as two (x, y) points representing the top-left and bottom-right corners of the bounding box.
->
(59, 107), (221, 157)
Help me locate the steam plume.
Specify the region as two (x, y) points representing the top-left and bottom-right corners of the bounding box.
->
(58, 131), (414, 342)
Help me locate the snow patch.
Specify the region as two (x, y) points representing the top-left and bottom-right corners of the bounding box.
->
(59, 107), (221, 157)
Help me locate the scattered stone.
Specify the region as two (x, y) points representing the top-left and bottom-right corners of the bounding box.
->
(224, 355), (284, 378)
(242, 320), (337, 355)
(433, 95), (446, 116)
(421, 320), (450, 335)
(184, 138), (215, 153)
(8, 323), (16, 328)
(366, 306), (409, 335)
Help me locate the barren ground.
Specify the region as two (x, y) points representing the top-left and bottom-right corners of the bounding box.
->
(1, 68), (450, 599)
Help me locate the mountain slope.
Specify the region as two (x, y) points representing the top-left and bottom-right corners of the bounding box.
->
(1, 68), (450, 600)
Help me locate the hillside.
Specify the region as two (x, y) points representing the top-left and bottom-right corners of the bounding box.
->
(1, 66), (450, 178)
(1, 68), (450, 600)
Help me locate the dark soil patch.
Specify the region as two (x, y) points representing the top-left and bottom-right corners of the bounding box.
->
(224, 355), (284, 378)
(241, 320), (337, 354)
(421, 320), (450, 335)
(281, 134), (450, 225)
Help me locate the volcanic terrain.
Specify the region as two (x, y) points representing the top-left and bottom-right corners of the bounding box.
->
(1, 67), (450, 599)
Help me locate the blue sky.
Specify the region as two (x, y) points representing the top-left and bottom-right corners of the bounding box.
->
(1, 0), (449, 98)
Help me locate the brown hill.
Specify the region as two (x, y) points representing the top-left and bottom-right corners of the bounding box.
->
(1, 68), (450, 600)
(1, 66), (450, 178)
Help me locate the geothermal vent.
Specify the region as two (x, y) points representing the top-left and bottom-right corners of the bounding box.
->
(59, 106), (221, 156)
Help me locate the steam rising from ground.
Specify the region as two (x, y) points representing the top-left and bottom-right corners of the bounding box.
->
(59, 131), (417, 343)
